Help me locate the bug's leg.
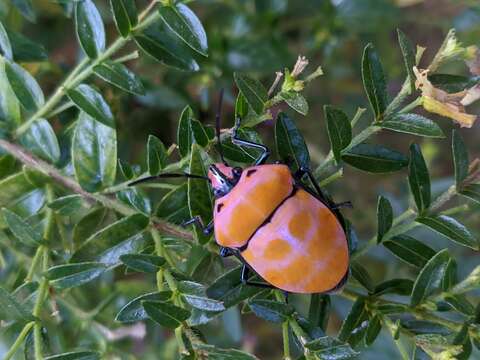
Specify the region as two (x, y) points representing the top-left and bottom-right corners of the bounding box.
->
(232, 117), (270, 165)
(219, 247), (235, 257)
(331, 201), (353, 210)
(181, 216), (214, 235)
(240, 264), (277, 289)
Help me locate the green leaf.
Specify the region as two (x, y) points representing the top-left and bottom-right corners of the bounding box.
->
(19, 119), (60, 164)
(0, 286), (34, 322)
(115, 291), (172, 323)
(75, 0), (105, 58)
(416, 215), (479, 250)
(460, 183), (480, 205)
(248, 299), (294, 323)
(0, 21), (12, 60)
(235, 92), (248, 119)
(365, 315), (382, 346)
(383, 235), (436, 268)
(376, 196), (393, 243)
(362, 43), (388, 119)
(94, 61), (144, 95)
(281, 91), (309, 115)
(397, 29), (416, 92)
(2, 208), (42, 246)
(381, 113), (444, 138)
(11, 0), (35, 22)
(6, 28), (48, 62)
(4, 60), (44, 112)
(46, 262), (106, 289)
(120, 254), (165, 273)
(72, 207), (108, 250)
(408, 143), (431, 213)
(156, 184), (189, 225)
(411, 249), (451, 307)
(134, 22), (199, 72)
(143, 300), (191, 328)
(305, 337), (359, 359)
(452, 130), (469, 188)
(0, 59), (21, 125)
(158, 3), (208, 56)
(275, 112), (310, 172)
(351, 261), (375, 292)
(222, 128), (263, 163)
(444, 294), (475, 316)
(373, 279), (414, 296)
(67, 84), (115, 128)
(116, 187), (151, 214)
(72, 213), (149, 266)
(44, 351), (100, 360)
(48, 195), (83, 216)
(177, 105), (194, 157)
(178, 281), (225, 312)
(0, 172), (44, 218)
(192, 344), (259, 360)
(188, 144), (213, 243)
(110, 0), (137, 38)
(308, 294), (330, 332)
(324, 105), (352, 163)
(147, 135), (167, 175)
(72, 112), (117, 192)
(234, 73), (267, 115)
(342, 143), (408, 173)
(338, 297), (368, 343)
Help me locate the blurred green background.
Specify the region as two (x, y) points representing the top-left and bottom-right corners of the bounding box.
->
(1, 0), (479, 358)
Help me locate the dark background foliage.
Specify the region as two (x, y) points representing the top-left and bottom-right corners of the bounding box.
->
(0, 0), (479, 359)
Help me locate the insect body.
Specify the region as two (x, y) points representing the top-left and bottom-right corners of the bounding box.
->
(208, 162), (349, 294)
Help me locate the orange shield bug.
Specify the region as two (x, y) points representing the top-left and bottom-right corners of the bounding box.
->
(131, 91), (350, 294)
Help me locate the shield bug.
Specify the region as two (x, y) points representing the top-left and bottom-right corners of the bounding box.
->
(130, 91), (350, 294)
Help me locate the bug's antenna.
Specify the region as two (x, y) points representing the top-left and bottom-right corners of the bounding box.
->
(129, 173), (210, 186)
(216, 89), (227, 165)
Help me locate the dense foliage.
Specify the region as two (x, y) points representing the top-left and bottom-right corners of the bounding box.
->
(0, 0), (479, 359)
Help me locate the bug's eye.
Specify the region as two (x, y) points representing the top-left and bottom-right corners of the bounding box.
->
(232, 167), (243, 177)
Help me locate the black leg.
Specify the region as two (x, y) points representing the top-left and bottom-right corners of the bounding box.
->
(181, 216), (213, 235)
(219, 247), (235, 257)
(232, 117), (270, 165)
(294, 166), (329, 203)
(240, 265), (276, 289)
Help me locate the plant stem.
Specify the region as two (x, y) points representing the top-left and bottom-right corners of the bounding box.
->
(3, 321), (35, 360)
(351, 107), (367, 128)
(282, 322), (291, 360)
(46, 100), (75, 118)
(398, 97), (422, 114)
(32, 247), (49, 360)
(319, 168), (343, 187)
(25, 245), (45, 282)
(384, 317), (410, 360)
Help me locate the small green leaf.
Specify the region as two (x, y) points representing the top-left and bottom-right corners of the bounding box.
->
(411, 249), (451, 307)
(158, 3), (208, 56)
(120, 254), (165, 273)
(308, 294), (330, 332)
(75, 0), (105, 58)
(305, 337), (359, 359)
(48, 195), (83, 216)
(452, 130), (469, 189)
(117, 187), (151, 214)
(94, 61), (144, 95)
(376, 196), (393, 243)
(0, 286), (34, 322)
(192, 344), (259, 360)
(365, 315), (382, 346)
(177, 105), (194, 157)
(0, 21), (13, 60)
(373, 279), (414, 296)
(72, 207), (108, 250)
(248, 299), (294, 323)
(324, 105), (352, 163)
(44, 351), (100, 360)
(275, 112), (310, 173)
(2, 208), (42, 246)
(110, 0), (137, 38)
(444, 295), (475, 316)
(143, 300), (191, 328)
(222, 128), (263, 163)
(156, 184), (189, 225)
(408, 143), (431, 213)
(416, 215), (479, 250)
(188, 144), (213, 244)
(397, 29), (416, 92)
(342, 143), (408, 173)
(147, 135), (167, 175)
(19, 119), (60, 164)
(281, 91), (308, 115)
(72, 213), (149, 266)
(234, 73), (267, 115)
(383, 235), (436, 268)
(235, 92), (248, 119)
(46, 262), (106, 289)
(11, 0), (35, 22)
(67, 84), (115, 128)
(351, 261), (375, 292)
(0, 59), (21, 125)
(338, 297), (368, 344)
(178, 281), (225, 312)
(362, 43), (388, 119)
(5, 60), (44, 112)
(115, 291), (172, 323)
(460, 183), (480, 205)
(381, 113), (444, 138)
(72, 112), (117, 192)
(6, 29), (47, 62)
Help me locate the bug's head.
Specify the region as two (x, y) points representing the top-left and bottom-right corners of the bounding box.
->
(208, 163), (242, 197)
